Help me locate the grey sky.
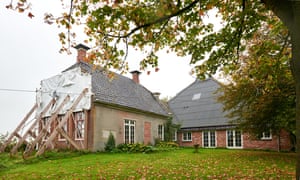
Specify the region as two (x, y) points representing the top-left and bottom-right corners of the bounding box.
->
(0, 1), (195, 134)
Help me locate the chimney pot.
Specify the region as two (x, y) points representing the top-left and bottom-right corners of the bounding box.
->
(74, 44), (90, 63)
(153, 92), (161, 99)
(130, 70), (141, 84)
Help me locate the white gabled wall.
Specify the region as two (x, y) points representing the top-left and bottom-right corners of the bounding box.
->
(36, 67), (92, 117)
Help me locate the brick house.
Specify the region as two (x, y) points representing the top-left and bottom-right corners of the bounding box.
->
(168, 78), (292, 151)
(1, 44), (169, 155)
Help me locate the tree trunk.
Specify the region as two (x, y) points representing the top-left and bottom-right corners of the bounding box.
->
(263, 1), (300, 178)
(290, 2), (300, 179)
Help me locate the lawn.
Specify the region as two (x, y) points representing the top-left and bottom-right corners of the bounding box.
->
(0, 148), (296, 179)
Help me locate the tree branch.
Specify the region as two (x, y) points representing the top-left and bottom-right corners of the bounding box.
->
(103, 0), (200, 38)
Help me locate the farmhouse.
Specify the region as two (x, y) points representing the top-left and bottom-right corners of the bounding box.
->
(169, 78), (292, 151)
(1, 44), (169, 156)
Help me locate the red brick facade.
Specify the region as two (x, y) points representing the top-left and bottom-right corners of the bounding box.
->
(176, 129), (292, 151)
(144, 122), (152, 145)
(43, 110), (93, 151)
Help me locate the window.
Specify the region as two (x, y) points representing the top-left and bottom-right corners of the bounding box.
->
(58, 115), (67, 141)
(227, 130), (242, 148)
(158, 124), (164, 141)
(124, 119), (135, 144)
(192, 93), (201, 100)
(182, 132), (192, 141)
(42, 116), (51, 141)
(74, 112), (85, 140)
(261, 130), (272, 140)
(203, 131), (216, 148)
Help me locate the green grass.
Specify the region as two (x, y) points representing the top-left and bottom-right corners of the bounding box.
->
(0, 148), (296, 179)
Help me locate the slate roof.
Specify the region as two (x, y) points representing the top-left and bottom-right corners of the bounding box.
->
(168, 78), (229, 129)
(63, 61), (169, 117)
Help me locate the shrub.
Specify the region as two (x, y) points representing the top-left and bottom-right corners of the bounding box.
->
(104, 132), (116, 152)
(156, 141), (179, 148)
(116, 143), (156, 153)
(193, 144), (200, 153)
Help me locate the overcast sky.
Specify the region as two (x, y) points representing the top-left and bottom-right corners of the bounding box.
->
(0, 1), (195, 134)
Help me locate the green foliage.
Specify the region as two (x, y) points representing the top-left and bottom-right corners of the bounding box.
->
(116, 143), (156, 153)
(156, 141), (179, 148)
(0, 133), (7, 146)
(104, 132), (116, 152)
(0, 149), (296, 179)
(217, 17), (295, 139)
(0, 133), (18, 153)
(163, 118), (181, 142)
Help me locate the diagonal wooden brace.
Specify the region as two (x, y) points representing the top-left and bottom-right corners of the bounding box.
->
(0, 104), (37, 153)
(36, 88), (88, 156)
(23, 95), (70, 157)
(10, 99), (55, 155)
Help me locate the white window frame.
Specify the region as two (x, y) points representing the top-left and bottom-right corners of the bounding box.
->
(261, 130), (272, 140)
(202, 131), (216, 148)
(158, 124), (164, 141)
(74, 111), (85, 140)
(58, 115), (67, 141)
(182, 132), (192, 142)
(124, 119), (135, 144)
(226, 130), (243, 149)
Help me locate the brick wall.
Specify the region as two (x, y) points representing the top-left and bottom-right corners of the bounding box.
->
(216, 130), (227, 147)
(144, 122), (151, 145)
(177, 129), (292, 151)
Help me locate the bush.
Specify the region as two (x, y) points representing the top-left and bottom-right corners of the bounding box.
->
(116, 143), (156, 153)
(104, 132), (116, 152)
(156, 141), (179, 148)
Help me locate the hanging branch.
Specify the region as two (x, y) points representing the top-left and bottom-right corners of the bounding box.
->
(101, 0), (200, 38)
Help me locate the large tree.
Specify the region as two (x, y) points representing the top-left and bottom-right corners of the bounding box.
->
(5, 0), (300, 178)
(218, 17), (296, 149)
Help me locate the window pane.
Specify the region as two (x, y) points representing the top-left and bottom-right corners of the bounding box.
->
(235, 131), (242, 147)
(130, 125), (135, 144)
(227, 130), (233, 147)
(210, 131), (215, 147)
(124, 120), (135, 144)
(125, 125), (129, 144)
(203, 132), (209, 147)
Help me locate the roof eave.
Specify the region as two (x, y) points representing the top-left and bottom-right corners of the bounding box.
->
(93, 100), (170, 119)
(180, 124), (237, 131)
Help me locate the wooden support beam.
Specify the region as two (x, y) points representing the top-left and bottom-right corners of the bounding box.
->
(27, 131), (36, 139)
(14, 133), (22, 139)
(0, 103), (37, 153)
(56, 128), (80, 150)
(36, 88), (88, 156)
(23, 95), (70, 157)
(10, 99), (55, 155)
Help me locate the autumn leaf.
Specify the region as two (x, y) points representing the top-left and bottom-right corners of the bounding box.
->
(18, 8), (25, 13)
(28, 12), (34, 19)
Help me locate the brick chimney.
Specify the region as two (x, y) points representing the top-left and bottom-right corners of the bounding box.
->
(74, 44), (90, 63)
(130, 70), (141, 84)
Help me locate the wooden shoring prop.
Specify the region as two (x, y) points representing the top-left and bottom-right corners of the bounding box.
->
(23, 95), (70, 157)
(0, 103), (37, 153)
(10, 99), (55, 155)
(36, 88), (88, 156)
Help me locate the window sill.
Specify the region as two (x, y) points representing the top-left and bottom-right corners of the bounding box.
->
(260, 138), (272, 141)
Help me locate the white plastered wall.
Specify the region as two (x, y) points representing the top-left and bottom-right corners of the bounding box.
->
(36, 67), (92, 117)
